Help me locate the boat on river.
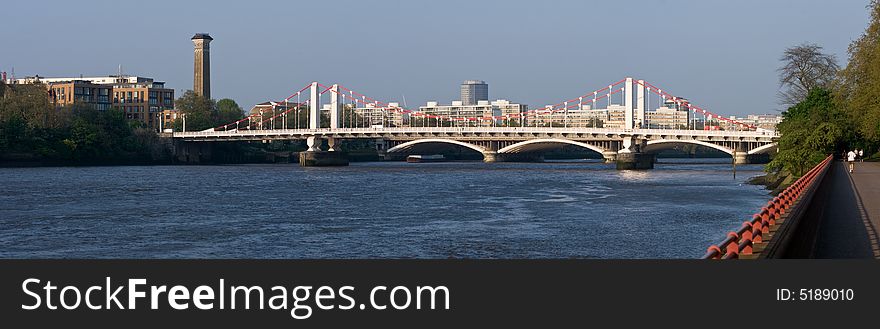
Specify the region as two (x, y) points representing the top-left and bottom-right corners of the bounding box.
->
(406, 154), (446, 163)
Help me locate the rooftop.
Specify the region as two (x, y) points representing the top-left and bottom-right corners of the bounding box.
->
(191, 33), (213, 40)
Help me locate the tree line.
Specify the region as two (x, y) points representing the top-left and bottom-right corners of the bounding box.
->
(769, 0), (880, 176)
(0, 83), (245, 164)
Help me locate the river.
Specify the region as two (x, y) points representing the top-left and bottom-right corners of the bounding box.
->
(0, 159), (770, 258)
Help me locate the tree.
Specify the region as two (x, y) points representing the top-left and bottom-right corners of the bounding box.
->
(172, 90), (216, 131)
(216, 98), (245, 126)
(0, 83), (167, 163)
(768, 88), (850, 176)
(0, 83), (53, 129)
(837, 0), (880, 150)
(778, 43), (840, 106)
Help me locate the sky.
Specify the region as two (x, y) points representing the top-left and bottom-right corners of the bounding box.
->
(0, 0), (871, 116)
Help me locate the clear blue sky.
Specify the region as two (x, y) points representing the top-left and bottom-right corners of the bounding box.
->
(1, 0), (870, 116)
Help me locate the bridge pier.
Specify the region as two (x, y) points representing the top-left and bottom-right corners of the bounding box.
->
(734, 152), (749, 165)
(306, 136), (321, 152)
(733, 153), (770, 165)
(300, 135), (348, 166)
(616, 152), (655, 170)
(298, 151), (349, 166)
(614, 136), (653, 169)
(173, 141), (213, 164)
(602, 151), (618, 163)
(327, 137), (338, 152)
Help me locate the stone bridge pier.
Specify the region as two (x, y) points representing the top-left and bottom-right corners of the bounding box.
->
(733, 143), (771, 165)
(173, 140), (213, 164)
(615, 136), (655, 170)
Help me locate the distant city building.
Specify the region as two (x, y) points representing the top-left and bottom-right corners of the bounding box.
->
(752, 114), (783, 130)
(527, 98), (693, 129)
(460, 80), (488, 105)
(419, 100), (497, 126)
(645, 106), (690, 129)
(540, 105), (622, 128)
(45, 80), (113, 111)
(249, 101), (306, 117)
(112, 78), (174, 129)
(13, 75), (174, 130)
(192, 33), (213, 99)
(242, 101), (311, 129)
(492, 99), (528, 124)
(725, 114), (782, 131)
(643, 98), (691, 129)
(351, 103), (409, 127)
(417, 100), (533, 127)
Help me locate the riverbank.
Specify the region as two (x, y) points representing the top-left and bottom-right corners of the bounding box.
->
(747, 169), (794, 195)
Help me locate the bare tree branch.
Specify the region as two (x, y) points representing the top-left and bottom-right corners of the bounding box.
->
(777, 43), (840, 105)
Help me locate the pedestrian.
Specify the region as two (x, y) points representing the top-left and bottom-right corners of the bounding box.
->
(847, 150), (857, 173)
(859, 149), (864, 162)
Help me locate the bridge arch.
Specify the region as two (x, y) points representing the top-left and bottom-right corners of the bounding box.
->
(497, 138), (608, 155)
(386, 138), (488, 154)
(644, 139), (734, 155)
(747, 142), (778, 155)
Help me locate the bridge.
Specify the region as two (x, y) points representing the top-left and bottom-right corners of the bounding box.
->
(171, 77), (779, 168)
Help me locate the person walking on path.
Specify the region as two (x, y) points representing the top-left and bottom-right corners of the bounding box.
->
(859, 149), (864, 162)
(848, 150), (857, 173)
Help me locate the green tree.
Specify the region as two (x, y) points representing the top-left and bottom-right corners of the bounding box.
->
(837, 0), (880, 152)
(216, 98), (245, 126)
(0, 83), (167, 164)
(0, 83), (53, 129)
(769, 88), (850, 176)
(172, 90), (216, 131)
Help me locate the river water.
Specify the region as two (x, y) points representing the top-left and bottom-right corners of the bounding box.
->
(0, 159), (770, 259)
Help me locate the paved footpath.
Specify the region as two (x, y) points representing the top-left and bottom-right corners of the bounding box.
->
(814, 161), (880, 258)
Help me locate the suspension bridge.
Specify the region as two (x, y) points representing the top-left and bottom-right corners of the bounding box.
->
(171, 77), (779, 168)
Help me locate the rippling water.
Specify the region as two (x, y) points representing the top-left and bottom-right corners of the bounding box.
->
(0, 159), (770, 259)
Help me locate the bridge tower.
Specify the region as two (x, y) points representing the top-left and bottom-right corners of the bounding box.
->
(298, 81), (349, 166)
(625, 77), (634, 130)
(307, 82), (321, 151)
(617, 78), (653, 169)
(329, 84), (342, 129)
(327, 84), (343, 151)
(636, 79), (645, 128)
